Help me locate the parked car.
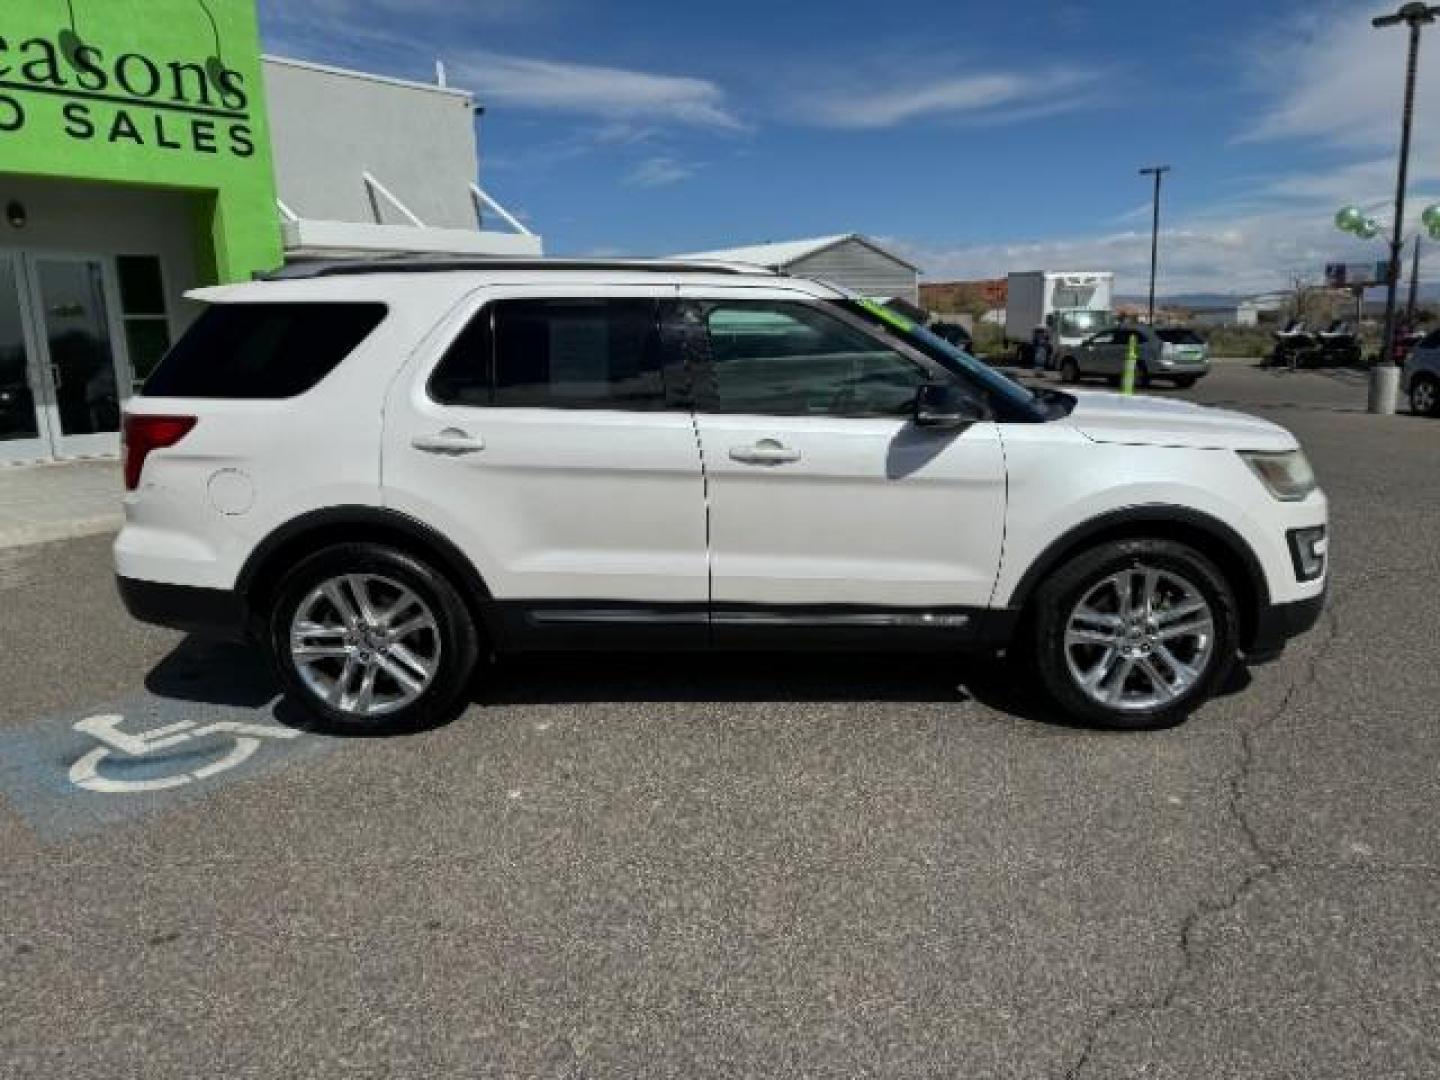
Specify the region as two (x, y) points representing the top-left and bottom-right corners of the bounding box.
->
(1060, 326), (1210, 388)
(1402, 328), (1440, 416)
(116, 258), (1326, 734)
(929, 320), (974, 352)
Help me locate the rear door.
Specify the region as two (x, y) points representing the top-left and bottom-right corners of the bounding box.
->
(674, 288), (1007, 645)
(382, 286), (709, 648)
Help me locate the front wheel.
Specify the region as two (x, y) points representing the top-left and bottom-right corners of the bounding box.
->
(1411, 374), (1440, 417)
(1172, 375), (1199, 389)
(1030, 539), (1239, 729)
(268, 543), (481, 734)
(1060, 356), (1081, 384)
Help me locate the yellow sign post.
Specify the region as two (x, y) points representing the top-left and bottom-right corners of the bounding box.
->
(1122, 334), (1139, 395)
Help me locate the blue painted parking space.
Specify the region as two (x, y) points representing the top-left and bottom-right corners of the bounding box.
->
(0, 691), (337, 841)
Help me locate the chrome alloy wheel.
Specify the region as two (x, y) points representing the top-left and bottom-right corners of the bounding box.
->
(1413, 378), (1438, 416)
(1063, 565), (1215, 713)
(289, 574), (441, 718)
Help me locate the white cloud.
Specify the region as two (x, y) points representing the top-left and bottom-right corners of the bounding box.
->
(888, 209), (1440, 298)
(897, 4), (1440, 298)
(790, 68), (1100, 129)
(624, 156), (698, 188)
(1241, 2), (1436, 149)
(448, 51), (743, 130)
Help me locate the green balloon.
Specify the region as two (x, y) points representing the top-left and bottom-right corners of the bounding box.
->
(1336, 206), (1366, 232)
(1356, 218), (1380, 240)
(1430, 222), (1440, 242)
(1424, 204), (1440, 230)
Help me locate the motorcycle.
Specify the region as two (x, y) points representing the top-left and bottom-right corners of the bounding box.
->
(1269, 320), (1316, 369)
(1312, 321), (1362, 368)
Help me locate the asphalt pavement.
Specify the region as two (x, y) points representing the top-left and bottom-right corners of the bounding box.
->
(1, 362), (1437, 1078)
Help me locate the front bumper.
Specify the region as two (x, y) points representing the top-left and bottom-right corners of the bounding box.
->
(117, 576), (249, 642)
(1247, 589), (1326, 662)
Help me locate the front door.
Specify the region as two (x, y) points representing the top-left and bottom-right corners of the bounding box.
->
(677, 289), (1008, 642)
(0, 253), (51, 463)
(25, 255), (129, 459)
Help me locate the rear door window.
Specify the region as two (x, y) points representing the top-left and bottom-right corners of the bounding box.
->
(142, 302), (386, 399)
(498, 299), (667, 409)
(1158, 329), (1205, 345)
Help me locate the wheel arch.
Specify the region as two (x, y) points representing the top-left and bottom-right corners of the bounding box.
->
(1004, 505), (1271, 651)
(237, 507), (503, 648)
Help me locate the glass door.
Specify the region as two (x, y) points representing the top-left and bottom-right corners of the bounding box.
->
(0, 253), (52, 464)
(25, 255), (131, 459)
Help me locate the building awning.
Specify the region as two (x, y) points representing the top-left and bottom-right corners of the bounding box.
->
(281, 219), (542, 259)
(278, 177), (542, 261)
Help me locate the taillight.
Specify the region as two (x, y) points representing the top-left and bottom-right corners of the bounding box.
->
(123, 414), (197, 491)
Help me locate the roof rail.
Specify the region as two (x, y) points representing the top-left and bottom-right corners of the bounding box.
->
(259, 255), (779, 281)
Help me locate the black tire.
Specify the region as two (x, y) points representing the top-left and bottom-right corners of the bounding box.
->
(267, 542), (481, 735)
(1029, 538), (1240, 730)
(1136, 361), (1153, 389)
(1060, 356), (1081, 384)
(1172, 375), (1199, 389)
(1410, 374), (1440, 417)
(1105, 374), (1123, 388)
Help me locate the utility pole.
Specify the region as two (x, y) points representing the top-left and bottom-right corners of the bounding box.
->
(1139, 166), (1171, 326)
(1369, 3), (1439, 414)
(1407, 235), (1423, 326)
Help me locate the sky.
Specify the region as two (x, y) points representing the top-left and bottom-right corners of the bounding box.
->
(256, 0), (1440, 298)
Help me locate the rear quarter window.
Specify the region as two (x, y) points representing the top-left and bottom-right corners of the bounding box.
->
(141, 302), (387, 399)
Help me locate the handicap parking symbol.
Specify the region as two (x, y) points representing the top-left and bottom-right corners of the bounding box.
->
(68, 713), (302, 794)
(0, 692), (337, 840)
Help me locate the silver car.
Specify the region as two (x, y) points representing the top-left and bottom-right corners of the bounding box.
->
(1060, 326), (1211, 388)
(1402, 329), (1440, 416)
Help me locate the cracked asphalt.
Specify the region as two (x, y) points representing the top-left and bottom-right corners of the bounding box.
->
(2, 363), (1437, 1078)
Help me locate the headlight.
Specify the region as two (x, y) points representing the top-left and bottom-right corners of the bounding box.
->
(1239, 449), (1317, 502)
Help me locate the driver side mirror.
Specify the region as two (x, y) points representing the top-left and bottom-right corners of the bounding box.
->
(913, 383), (985, 428)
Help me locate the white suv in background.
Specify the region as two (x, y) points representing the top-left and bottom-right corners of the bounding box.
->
(116, 259), (1328, 732)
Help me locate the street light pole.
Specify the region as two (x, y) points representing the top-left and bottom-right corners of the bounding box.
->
(1369, 3), (1438, 414)
(1140, 165), (1170, 325)
(1407, 234), (1423, 326)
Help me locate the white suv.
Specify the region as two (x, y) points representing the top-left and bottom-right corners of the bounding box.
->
(115, 259), (1328, 732)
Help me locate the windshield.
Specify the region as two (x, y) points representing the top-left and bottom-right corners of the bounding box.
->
(1056, 310), (1112, 338)
(842, 298), (1049, 420)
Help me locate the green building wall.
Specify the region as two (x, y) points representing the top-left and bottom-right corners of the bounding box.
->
(0, 0), (282, 282)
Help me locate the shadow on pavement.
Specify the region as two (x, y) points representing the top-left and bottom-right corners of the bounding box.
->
(145, 638), (279, 709)
(144, 635), (1256, 737)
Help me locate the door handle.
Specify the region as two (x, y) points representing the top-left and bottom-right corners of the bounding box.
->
(411, 428), (485, 455)
(729, 439), (801, 466)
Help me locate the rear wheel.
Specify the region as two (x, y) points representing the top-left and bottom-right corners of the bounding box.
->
(268, 543), (481, 734)
(1060, 356), (1080, 384)
(1411, 374), (1440, 417)
(1030, 538), (1239, 729)
(1172, 375), (1199, 389)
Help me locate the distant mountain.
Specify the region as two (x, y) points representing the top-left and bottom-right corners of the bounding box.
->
(1120, 285), (1439, 307)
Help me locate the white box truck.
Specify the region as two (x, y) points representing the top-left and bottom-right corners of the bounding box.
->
(1006, 271), (1115, 362)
